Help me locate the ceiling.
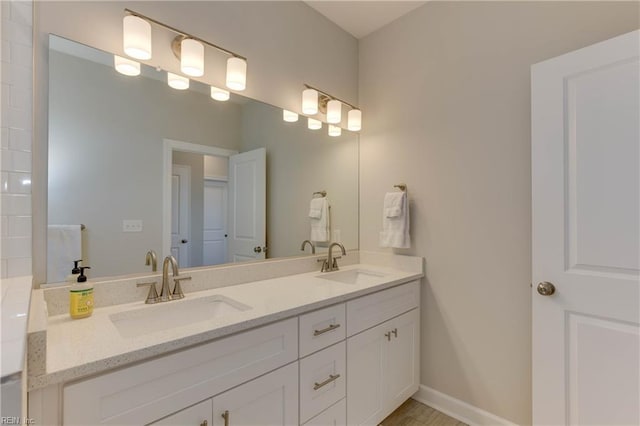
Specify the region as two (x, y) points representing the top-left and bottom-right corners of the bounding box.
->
(305, 1), (427, 39)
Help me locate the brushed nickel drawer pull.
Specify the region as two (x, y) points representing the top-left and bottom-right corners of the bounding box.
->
(313, 323), (341, 336)
(385, 331), (391, 341)
(392, 328), (398, 338)
(221, 410), (229, 426)
(313, 373), (341, 390)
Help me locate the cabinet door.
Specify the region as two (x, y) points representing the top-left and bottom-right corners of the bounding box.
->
(149, 399), (212, 426)
(303, 399), (346, 426)
(385, 309), (420, 412)
(346, 321), (387, 426)
(212, 362), (298, 426)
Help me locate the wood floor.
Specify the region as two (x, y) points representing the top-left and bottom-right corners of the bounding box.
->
(379, 398), (467, 426)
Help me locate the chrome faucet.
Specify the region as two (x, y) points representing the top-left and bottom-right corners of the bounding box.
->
(300, 240), (316, 254)
(160, 255), (190, 301)
(145, 250), (158, 272)
(318, 242), (346, 272)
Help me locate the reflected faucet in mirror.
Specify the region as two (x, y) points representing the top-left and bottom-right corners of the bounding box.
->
(300, 240), (316, 254)
(145, 250), (158, 272)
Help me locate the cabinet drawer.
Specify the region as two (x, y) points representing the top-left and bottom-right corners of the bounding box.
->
(346, 281), (419, 336)
(299, 341), (346, 424)
(299, 303), (345, 357)
(303, 399), (346, 426)
(63, 318), (298, 426)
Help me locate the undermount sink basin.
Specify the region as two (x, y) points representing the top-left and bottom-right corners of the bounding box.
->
(316, 269), (387, 285)
(110, 294), (251, 338)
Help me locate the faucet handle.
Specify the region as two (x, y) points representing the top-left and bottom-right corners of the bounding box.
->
(172, 275), (191, 299)
(317, 258), (329, 272)
(137, 281), (159, 304)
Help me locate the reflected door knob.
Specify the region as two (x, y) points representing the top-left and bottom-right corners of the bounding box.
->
(253, 246), (262, 253)
(537, 281), (556, 296)
(181, 239), (188, 244)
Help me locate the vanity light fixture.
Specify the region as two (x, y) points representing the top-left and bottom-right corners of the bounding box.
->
(283, 110), (299, 122)
(308, 118), (322, 130)
(114, 55), (141, 76)
(210, 86), (230, 101)
(123, 9), (248, 91)
(123, 15), (152, 60)
(328, 125), (342, 137)
(167, 72), (189, 90)
(302, 84), (362, 131)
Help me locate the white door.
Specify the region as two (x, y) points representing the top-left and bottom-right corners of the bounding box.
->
(532, 30), (639, 426)
(203, 180), (228, 266)
(212, 362), (298, 426)
(171, 165), (190, 267)
(228, 148), (266, 262)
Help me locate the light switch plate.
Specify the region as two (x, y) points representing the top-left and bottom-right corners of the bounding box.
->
(122, 220), (143, 232)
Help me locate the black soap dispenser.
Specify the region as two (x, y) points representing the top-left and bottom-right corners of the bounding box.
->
(66, 259), (82, 283)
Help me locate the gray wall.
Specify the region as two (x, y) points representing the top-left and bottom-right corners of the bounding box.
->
(358, 2), (640, 424)
(48, 50), (241, 279)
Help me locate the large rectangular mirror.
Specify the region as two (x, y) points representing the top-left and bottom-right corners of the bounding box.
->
(47, 35), (358, 283)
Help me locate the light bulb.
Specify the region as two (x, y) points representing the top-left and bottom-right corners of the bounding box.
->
(348, 109), (362, 131)
(226, 57), (247, 91)
(283, 110), (299, 122)
(123, 15), (152, 60)
(210, 86), (230, 101)
(308, 118), (322, 130)
(181, 38), (204, 77)
(167, 72), (189, 90)
(114, 55), (140, 76)
(302, 89), (318, 115)
(327, 100), (342, 124)
(328, 125), (342, 137)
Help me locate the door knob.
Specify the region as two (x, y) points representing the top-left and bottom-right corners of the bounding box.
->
(181, 239), (188, 244)
(253, 246), (262, 253)
(537, 281), (556, 296)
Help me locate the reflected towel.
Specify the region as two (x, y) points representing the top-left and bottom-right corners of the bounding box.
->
(47, 225), (82, 283)
(310, 198), (330, 242)
(379, 192), (410, 249)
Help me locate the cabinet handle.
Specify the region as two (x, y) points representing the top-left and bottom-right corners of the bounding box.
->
(392, 328), (398, 338)
(200, 421), (208, 426)
(221, 410), (229, 426)
(313, 373), (341, 390)
(313, 323), (341, 336)
(385, 331), (391, 341)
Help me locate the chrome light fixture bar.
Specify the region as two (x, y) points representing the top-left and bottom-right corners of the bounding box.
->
(302, 84), (362, 132)
(124, 8), (248, 91)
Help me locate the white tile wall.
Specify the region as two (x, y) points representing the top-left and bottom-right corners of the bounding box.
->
(1, 0), (33, 279)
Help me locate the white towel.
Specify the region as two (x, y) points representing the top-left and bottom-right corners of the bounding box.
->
(47, 225), (82, 283)
(379, 192), (411, 248)
(309, 198), (330, 242)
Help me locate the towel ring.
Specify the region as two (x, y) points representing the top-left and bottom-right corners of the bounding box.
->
(313, 190), (327, 198)
(393, 184), (407, 192)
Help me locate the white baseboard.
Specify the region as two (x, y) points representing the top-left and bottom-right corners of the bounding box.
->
(411, 385), (519, 426)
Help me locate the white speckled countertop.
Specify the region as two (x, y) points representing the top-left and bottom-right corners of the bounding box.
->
(29, 254), (423, 390)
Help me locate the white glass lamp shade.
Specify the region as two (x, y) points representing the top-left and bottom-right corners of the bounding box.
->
(210, 86), (230, 101)
(226, 57), (247, 91)
(114, 55), (140, 76)
(326, 100), (342, 124)
(328, 125), (342, 137)
(302, 89), (318, 115)
(283, 110), (299, 122)
(167, 72), (189, 90)
(181, 38), (204, 77)
(123, 15), (152, 60)
(308, 118), (322, 130)
(348, 109), (362, 131)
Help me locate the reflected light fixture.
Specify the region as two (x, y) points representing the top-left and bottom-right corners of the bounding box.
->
(348, 109), (362, 132)
(181, 38), (204, 77)
(167, 72), (189, 90)
(210, 86), (230, 101)
(328, 125), (342, 137)
(226, 57), (247, 91)
(114, 55), (141, 76)
(283, 110), (299, 122)
(302, 88), (319, 115)
(123, 15), (152, 60)
(308, 118), (322, 130)
(326, 100), (341, 124)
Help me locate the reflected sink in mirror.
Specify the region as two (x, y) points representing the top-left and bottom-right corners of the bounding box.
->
(316, 269), (387, 285)
(110, 295), (251, 338)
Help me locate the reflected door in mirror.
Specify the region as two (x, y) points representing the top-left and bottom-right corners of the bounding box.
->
(203, 180), (228, 265)
(171, 165), (191, 267)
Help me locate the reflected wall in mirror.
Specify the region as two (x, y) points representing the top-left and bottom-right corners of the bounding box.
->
(47, 35), (359, 283)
